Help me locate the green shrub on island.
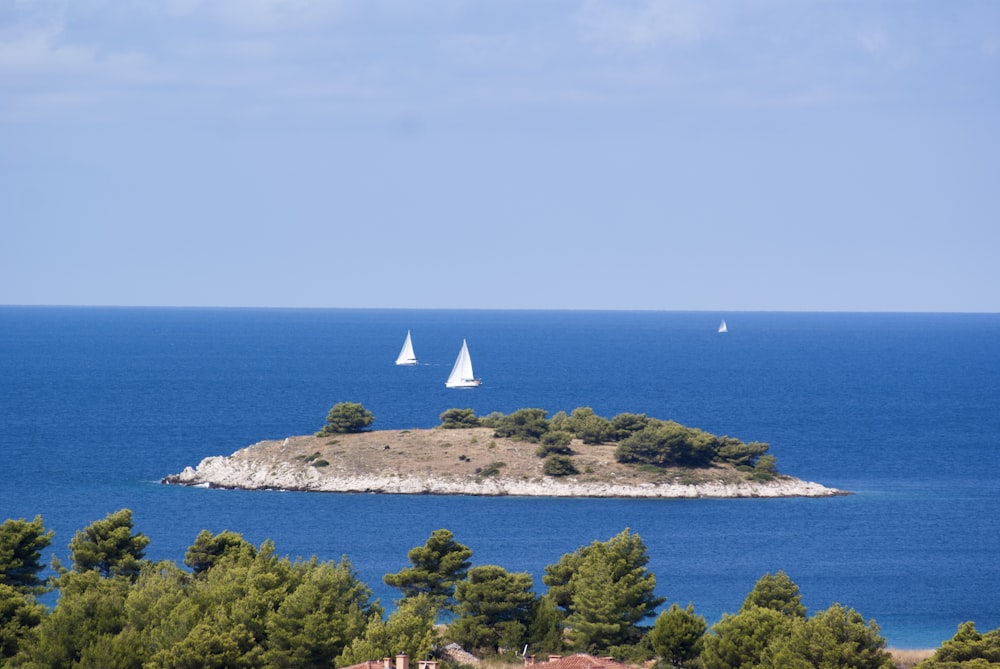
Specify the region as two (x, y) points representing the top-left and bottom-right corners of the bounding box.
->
(476, 461), (506, 477)
(535, 431), (574, 457)
(317, 402), (374, 435)
(438, 408), (481, 429)
(542, 454), (579, 477)
(491, 408), (550, 443)
(457, 406), (773, 472)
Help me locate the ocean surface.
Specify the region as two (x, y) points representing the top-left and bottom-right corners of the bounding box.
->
(1, 306), (998, 649)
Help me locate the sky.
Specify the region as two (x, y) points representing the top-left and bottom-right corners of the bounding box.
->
(1, 1), (998, 312)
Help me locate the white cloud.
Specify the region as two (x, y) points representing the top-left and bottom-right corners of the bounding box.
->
(575, 0), (708, 49)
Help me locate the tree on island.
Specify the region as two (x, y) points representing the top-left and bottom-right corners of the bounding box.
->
(438, 408), (481, 429)
(317, 402), (375, 435)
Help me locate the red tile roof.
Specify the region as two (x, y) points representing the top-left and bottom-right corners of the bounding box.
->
(529, 654), (629, 669)
(340, 662), (385, 669)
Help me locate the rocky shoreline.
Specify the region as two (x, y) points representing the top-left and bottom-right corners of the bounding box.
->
(162, 429), (847, 499)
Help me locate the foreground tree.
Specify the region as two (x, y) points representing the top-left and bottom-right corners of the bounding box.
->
(650, 603), (706, 667)
(318, 402), (375, 435)
(0, 583), (46, 663)
(544, 528), (664, 652)
(764, 603), (893, 669)
(0, 516), (54, 594)
(338, 593), (439, 666)
(264, 557), (376, 668)
(23, 570), (131, 667)
(918, 621), (1000, 667)
(68, 509), (150, 580)
(740, 571), (807, 618)
(384, 529), (472, 611)
(184, 529), (257, 575)
(450, 565), (537, 655)
(701, 605), (793, 669)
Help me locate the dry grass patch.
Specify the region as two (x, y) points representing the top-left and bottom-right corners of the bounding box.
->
(889, 648), (934, 668)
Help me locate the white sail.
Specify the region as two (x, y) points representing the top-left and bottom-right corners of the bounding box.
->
(395, 330), (418, 365)
(718, 319), (728, 333)
(445, 339), (481, 388)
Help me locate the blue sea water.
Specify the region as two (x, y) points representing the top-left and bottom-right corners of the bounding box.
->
(1, 306), (998, 649)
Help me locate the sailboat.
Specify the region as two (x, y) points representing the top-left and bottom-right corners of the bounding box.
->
(718, 319), (728, 333)
(445, 339), (481, 388)
(395, 330), (418, 365)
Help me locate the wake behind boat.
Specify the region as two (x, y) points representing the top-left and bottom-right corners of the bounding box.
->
(395, 330), (418, 365)
(446, 339), (481, 388)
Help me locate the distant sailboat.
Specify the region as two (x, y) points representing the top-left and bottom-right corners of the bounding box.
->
(395, 330), (418, 365)
(718, 319), (728, 333)
(445, 339), (481, 388)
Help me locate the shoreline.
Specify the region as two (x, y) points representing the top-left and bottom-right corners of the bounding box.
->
(162, 429), (847, 499)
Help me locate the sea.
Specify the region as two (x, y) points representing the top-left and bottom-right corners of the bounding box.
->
(1, 306), (998, 650)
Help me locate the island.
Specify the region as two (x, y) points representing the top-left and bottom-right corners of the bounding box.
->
(162, 425), (846, 499)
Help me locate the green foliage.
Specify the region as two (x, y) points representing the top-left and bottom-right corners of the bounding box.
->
(740, 571), (807, 618)
(0, 583), (46, 662)
(527, 596), (565, 655)
(703, 572), (892, 669)
(919, 621), (1000, 667)
(615, 421), (717, 468)
(650, 603), (706, 667)
(184, 529), (257, 575)
(263, 557), (375, 668)
(610, 413), (651, 441)
(317, 401), (375, 435)
(549, 410), (570, 432)
(24, 569), (132, 667)
(748, 455), (778, 481)
(478, 411), (506, 428)
(543, 529), (664, 653)
(450, 565), (537, 655)
(543, 455), (579, 477)
(764, 603), (893, 669)
(383, 529), (472, 611)
(565, 407), (613, 445)
(492, 408), (550, 443)
(536, 430), (574, 456)
(338, 594), (439, 666)
(0, 515), (54, 594)
(439, 408), (481, 429)
(701, 605), (793, 669)
(716, 438), (770, 467)
(477, 462), (506, 477)
(68, 508), (150, 580)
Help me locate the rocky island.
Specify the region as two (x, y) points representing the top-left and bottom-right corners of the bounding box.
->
(162, 426), (846, 499)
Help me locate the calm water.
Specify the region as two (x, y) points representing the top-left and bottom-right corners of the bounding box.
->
(1, 306), (998, 649)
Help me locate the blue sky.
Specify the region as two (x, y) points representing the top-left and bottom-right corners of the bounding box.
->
(2, 1), (997, 311)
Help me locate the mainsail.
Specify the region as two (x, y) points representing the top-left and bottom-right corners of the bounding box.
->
(718, 319), (728, 333)
(395, 330), (418, 365)
(445, 339), (481, 388)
